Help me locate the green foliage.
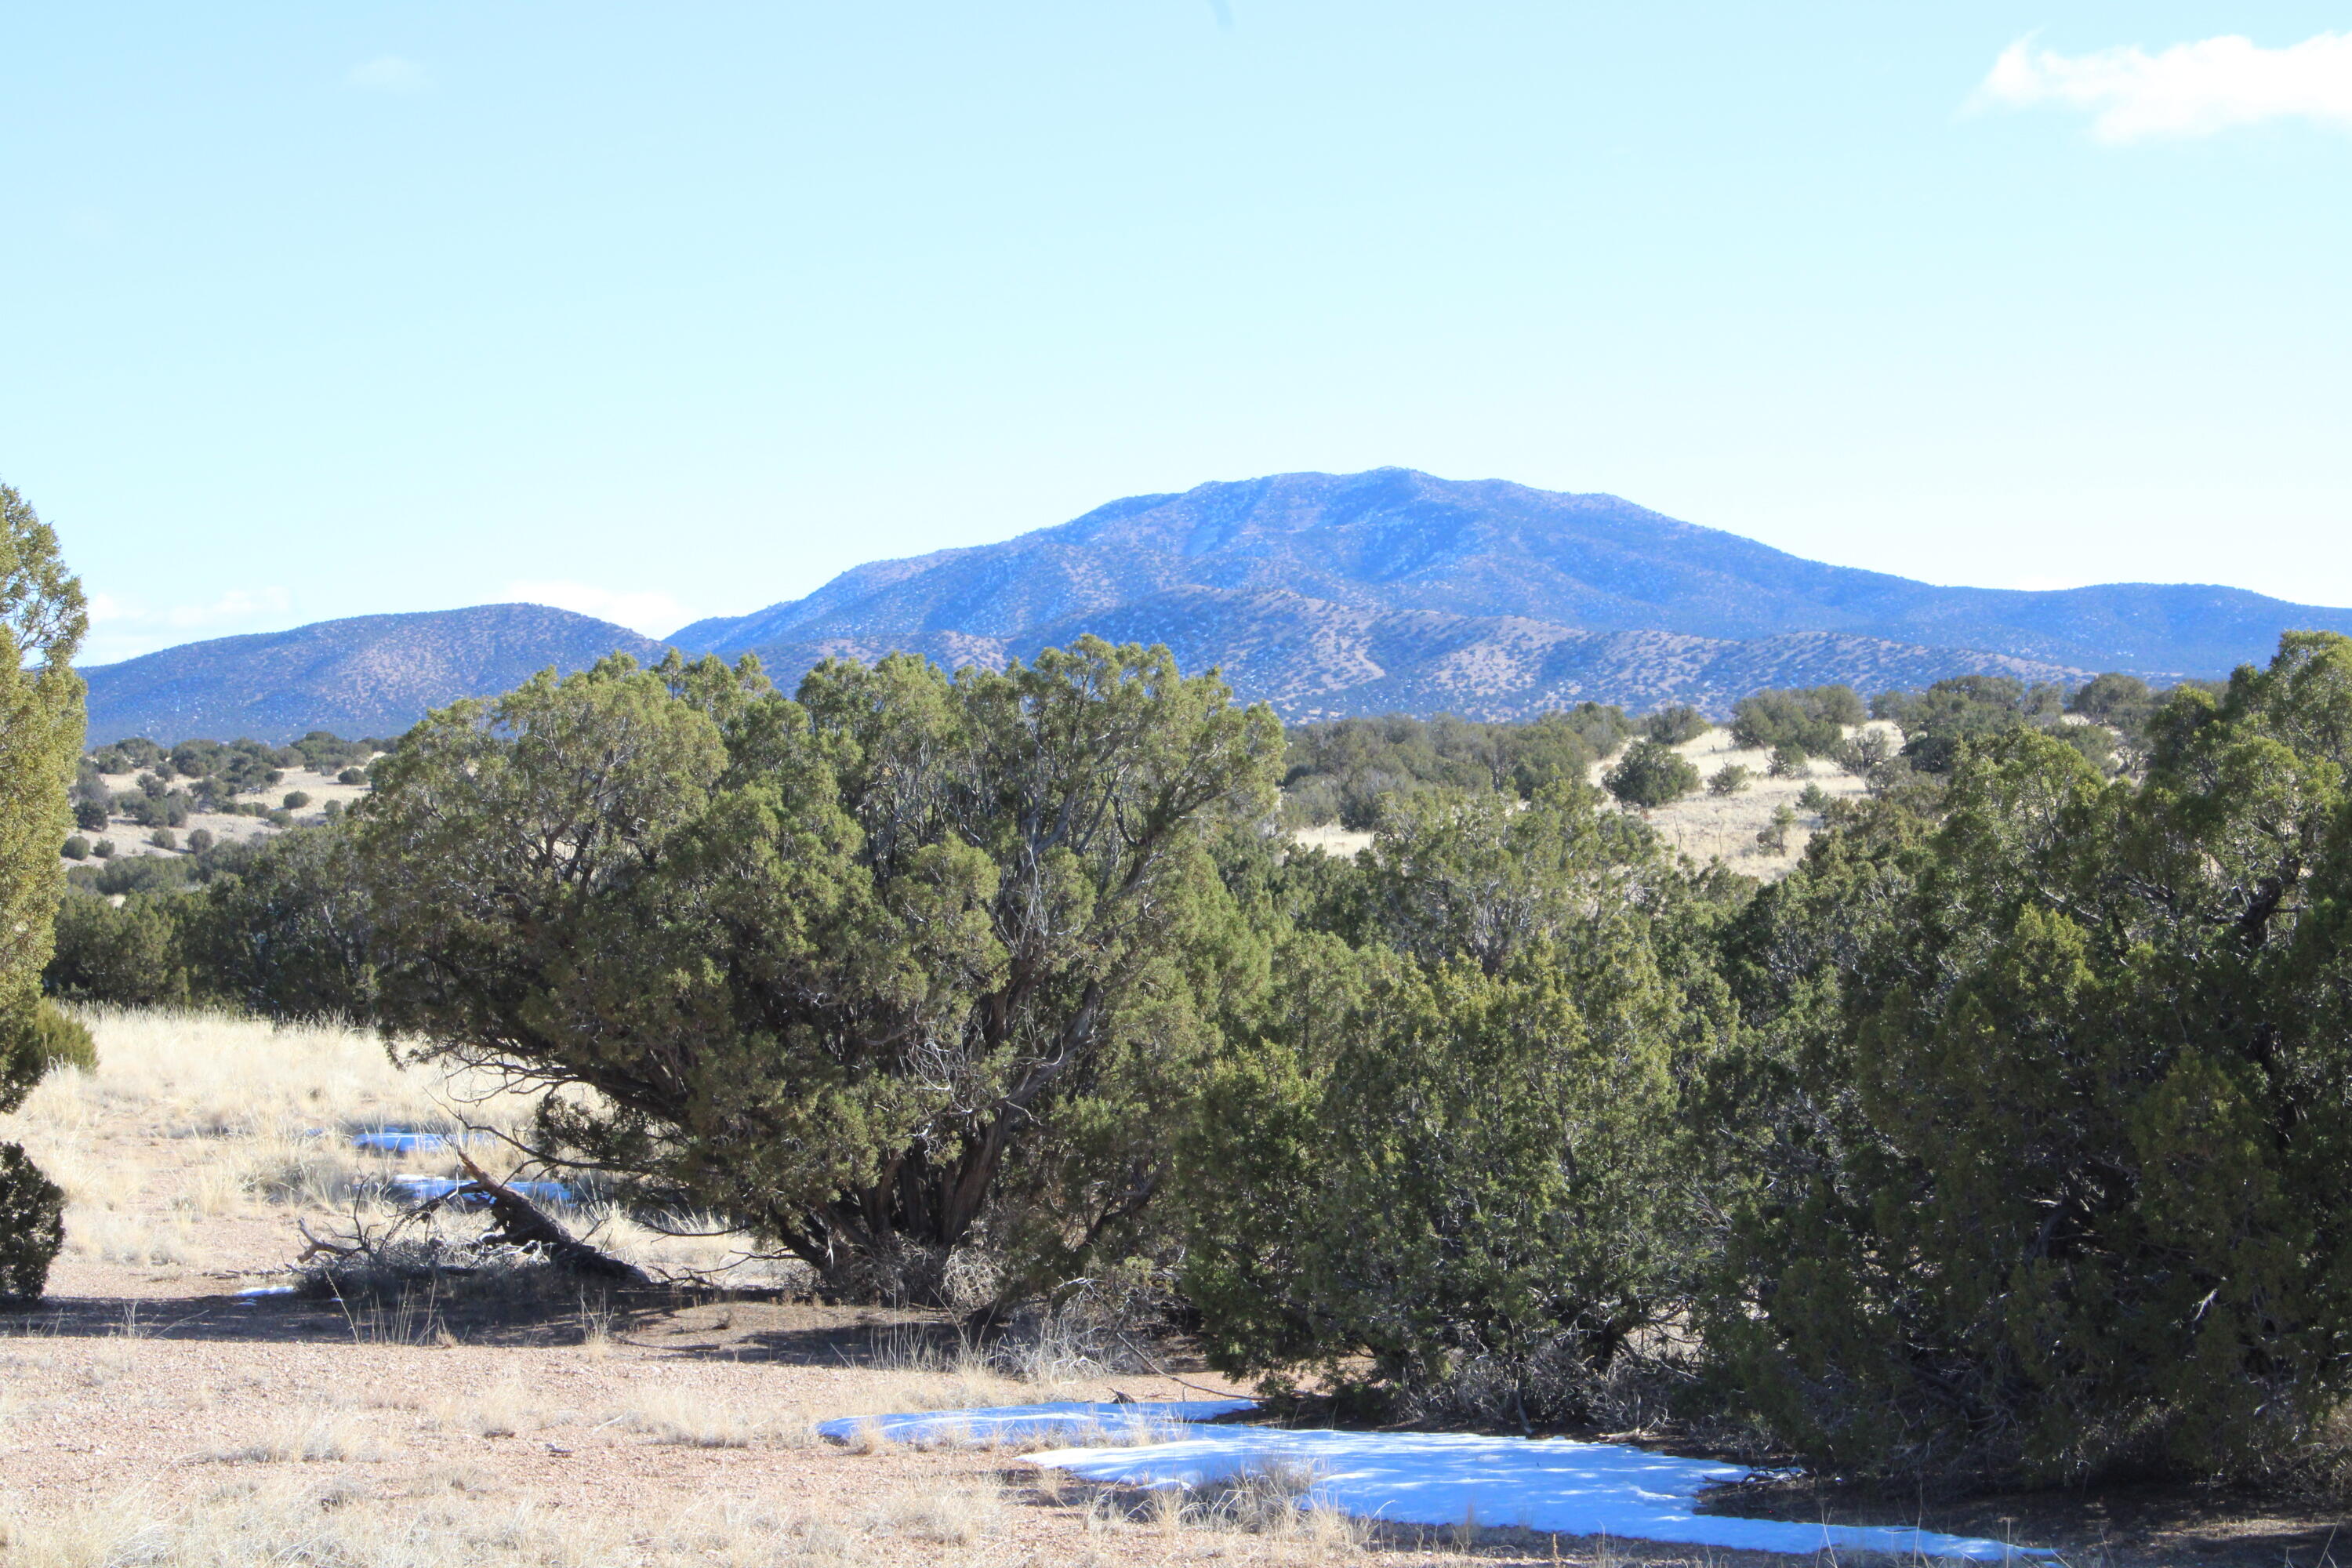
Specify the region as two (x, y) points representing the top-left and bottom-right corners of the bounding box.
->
(338, 767), (368, 786)
(31, 1001), (95, 1076)
(1707, 763), (1751, 797)
(1644, 705), (1709, 746)
(357, 640), (1284, 1301)
(183, 827), (378, 1022)
(1178, 786), (1733, 1424)
(0, 1142), (64, 1303)
(45, 891), (192, 1008)
(1603, 738), (1700, 810)
(1710, 633), (2352, 1485)
(185, 828), (214, 853)
(1754, 803), (1795, 852)
(282, 790), (311, 810)
(1764, 743), (1808, 779)
(0, 481), (86, 1303)
(1730, 685), (1862, 757)
(61, 835), (88, 860)
(1280, 706), (1633, 829)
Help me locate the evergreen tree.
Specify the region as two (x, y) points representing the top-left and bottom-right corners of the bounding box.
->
(358, 639), (1283, 1301)
(1711, 633), (2352, 1484)
(0, 484), (87, 1301)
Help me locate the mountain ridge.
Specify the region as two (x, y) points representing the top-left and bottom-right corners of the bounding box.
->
(82, 469), (2351, 744)
(680, 468), (2351, 677)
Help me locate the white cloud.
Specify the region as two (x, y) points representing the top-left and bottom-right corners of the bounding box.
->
(84, 587), (296, 665)
(506, 580), (695, 639)
(1975, 31), (2352, 141)
(347, 55), (428, 93)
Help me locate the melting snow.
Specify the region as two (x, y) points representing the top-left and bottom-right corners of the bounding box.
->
(819, 1402), (2053, 1561)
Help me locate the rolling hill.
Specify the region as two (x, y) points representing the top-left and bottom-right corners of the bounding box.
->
(83, 604), (665, 746)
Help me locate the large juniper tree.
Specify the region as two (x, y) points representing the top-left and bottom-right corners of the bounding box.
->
(357, 638), (1282, 1299)
(1713, 633), (2352, 1484)
(1, 484), (88, 1301)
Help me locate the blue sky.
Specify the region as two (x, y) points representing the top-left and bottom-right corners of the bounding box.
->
(4, 4), (2347, 665)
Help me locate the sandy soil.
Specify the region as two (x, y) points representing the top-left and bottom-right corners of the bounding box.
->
(1586, 724), (1891, 879)
(68, 762), (375, 867)
(2, 1010), (2338, 1567)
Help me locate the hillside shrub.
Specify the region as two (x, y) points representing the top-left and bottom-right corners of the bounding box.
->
(1280, 706), (1633, 829)
(1729, 685), (1862, 757)
(282, 790), (311, 810)
(1603, 738), (1700, 809)
(1709, 633), (2352, 1486)
(61, 836), (88, 860)
(0, 1144), (64, 1303)
(1707, 764), (1751, 797)
(1644, 705), (1709, 746)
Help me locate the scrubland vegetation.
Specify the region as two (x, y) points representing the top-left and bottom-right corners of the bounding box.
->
(10, 485), (2352, 1563)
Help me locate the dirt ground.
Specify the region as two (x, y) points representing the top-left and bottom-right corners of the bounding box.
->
(2, 1010), (2343, 1566)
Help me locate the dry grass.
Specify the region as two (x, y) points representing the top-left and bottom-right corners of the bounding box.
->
(1594, 722), (1887, 876)
(0, 1007), (804, 1290)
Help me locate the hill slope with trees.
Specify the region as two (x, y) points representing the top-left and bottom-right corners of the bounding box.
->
(83, 604), (666, 745)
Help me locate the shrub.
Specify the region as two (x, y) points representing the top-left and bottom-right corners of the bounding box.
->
(91, 838), (114, 858)
(338, 767), (368, 786)
(1730, 686), (1861, 755)
(1644, 705), (1709, 746)
(1603, 739), (1700, 810)
(1765, 743), (1809, 778)
(44, 891), (191, 1008)
(282, 790), (311, 810)
(1179, 787), (1728, 1425)
(1711, 634), (2352, 1486)
(266, 808), (292, 828)
(1707, 764), (1751, 797)
(150, 827), (178, 851)
(321, 800), (344, 821)
(73, 800), (107, 831)
(185, 827), (215, 853)
(61, 836), (88, 860)
(1796, 782), (1831, 815)
(0, 1143), (64, 1303)
(1754, 804), (1795, 852)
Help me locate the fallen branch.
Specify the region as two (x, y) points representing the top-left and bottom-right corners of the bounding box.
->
(452, 1148), (650, 1285)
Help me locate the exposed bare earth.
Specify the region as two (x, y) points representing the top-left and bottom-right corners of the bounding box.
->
(2, 1011), (2339, 1566)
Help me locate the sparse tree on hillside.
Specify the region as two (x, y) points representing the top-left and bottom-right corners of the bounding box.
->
(1603, 739), (1700, 811)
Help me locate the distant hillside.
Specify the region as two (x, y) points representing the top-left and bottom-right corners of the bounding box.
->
(678, 468), (2352, 684)
(743, 586), (2090, 722)
(83, 604), (665, 745)
(89, 470), (2352, 739)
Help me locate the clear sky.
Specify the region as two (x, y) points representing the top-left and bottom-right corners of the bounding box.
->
(5, 4), (2348, 665)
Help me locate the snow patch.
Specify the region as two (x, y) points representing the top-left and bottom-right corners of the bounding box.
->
(825, 1403), (2053, 1561)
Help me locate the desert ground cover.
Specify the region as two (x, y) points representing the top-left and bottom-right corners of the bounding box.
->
(4, 1011), (2342, 1567)
(1585, 723), (1886, 877)
(1, 1006), (1918, 1568)
(74, 760), (368, 865)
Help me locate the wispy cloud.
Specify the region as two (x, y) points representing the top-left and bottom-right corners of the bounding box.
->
(85, 587), (296, 665)
(505, 580), (695, 640)
(1975, 31), (2352, 141)
(347, 55), (428, 93)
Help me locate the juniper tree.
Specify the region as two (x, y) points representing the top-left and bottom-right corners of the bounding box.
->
(0, 484), (87, 1301)
(1711, 633), (2352, 1484)
(358, 638), (1283, 1300)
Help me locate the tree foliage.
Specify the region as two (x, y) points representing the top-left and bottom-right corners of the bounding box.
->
(355, 639), (1283, 1300)
(1603, 738), (1700, 810)
(1179, 786), (1737, 1425)
(1711, 633), (2352, 1485)
(1280, 706), (1633, 828)
(0, 482), (87, 1301)
(1729, 685), (1863, 757)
